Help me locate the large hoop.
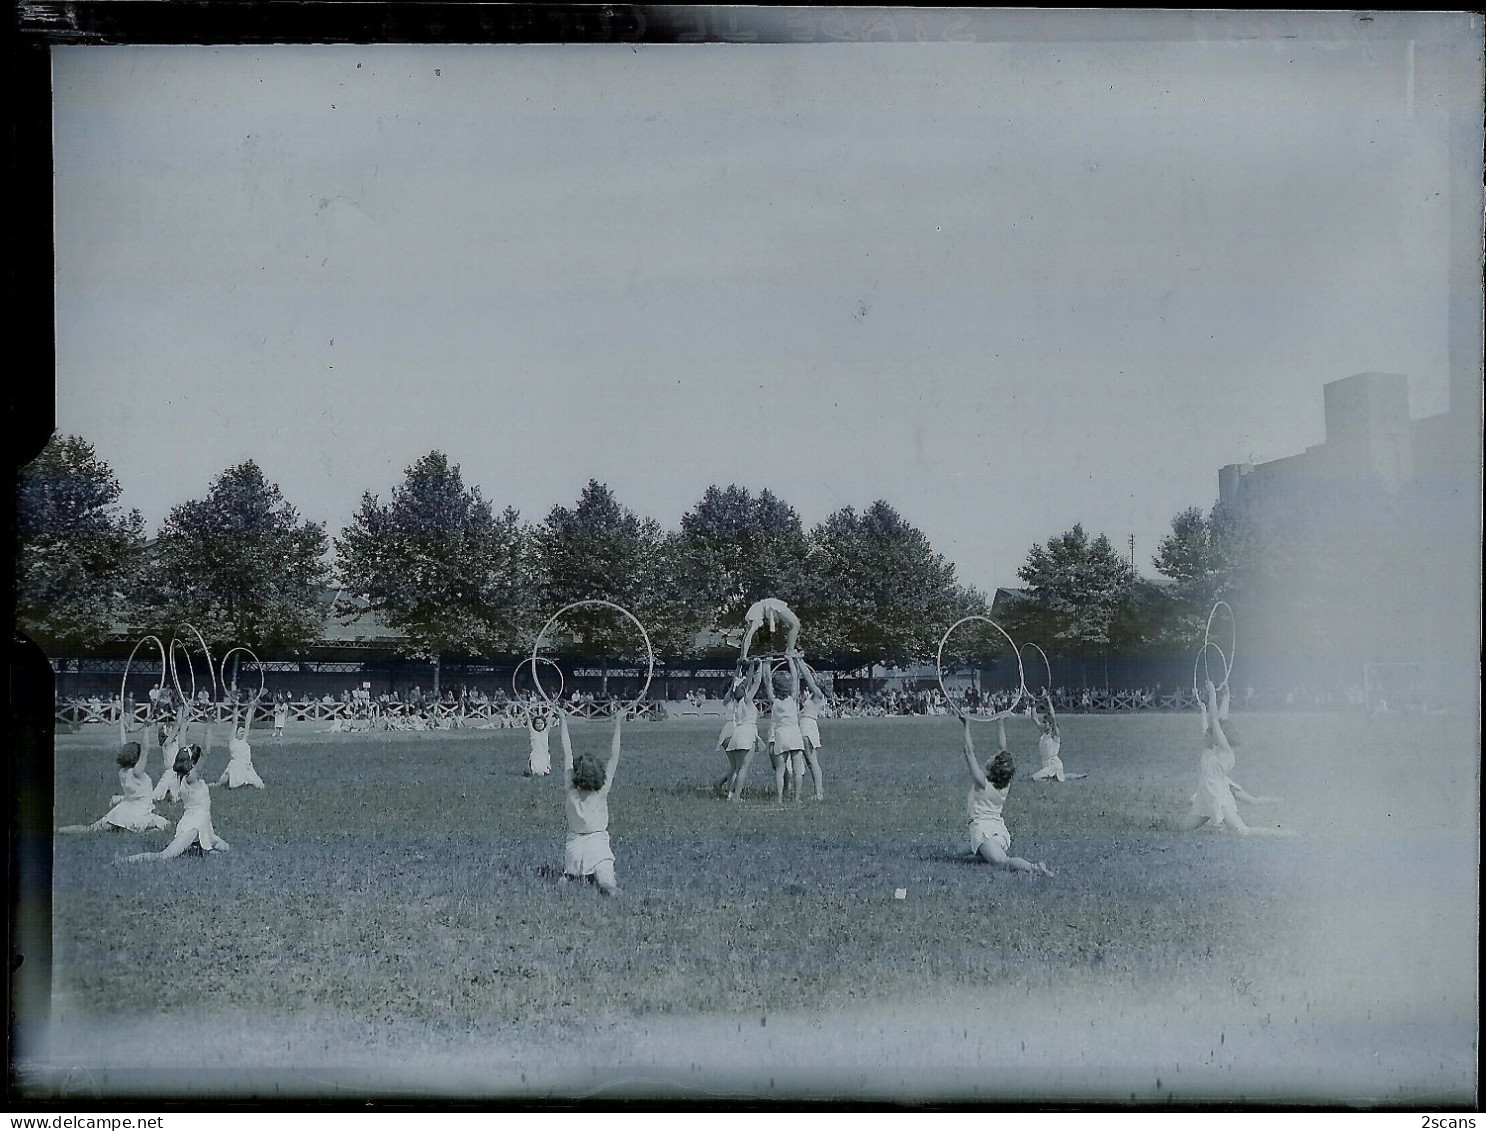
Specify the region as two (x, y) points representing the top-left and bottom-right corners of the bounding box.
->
(512, 655), (565, 702)
(1202, 601), (1236, 690)
(937, 616), (1026, 723)
(167, 637), (198, 721)
(120, 635), (167, 732)
(1019, 642), (1053, 699)
(218, 646), (266, 702)
(1192, 641), (1229, 699)
(531, 599), (655, 717)
(178, 623), (219, 706)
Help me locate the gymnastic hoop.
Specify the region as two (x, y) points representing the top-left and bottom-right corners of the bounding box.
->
(168, 638), (197, 721)
(1019, 643), (1053, 699)
(218, 646), (266, 703)
(177, 623), (219, 707)
(531, 599), (654, 717)
(936, 616), (1026, 723)
(512, 655), (565, 703)
(119, 635), (167, 732)
(1202, 601), (1236, 690)
(1192, 641), (1230, 699)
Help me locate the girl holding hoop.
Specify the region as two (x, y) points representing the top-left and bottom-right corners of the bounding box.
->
(59, 718), (170, 834)
(717, 660), (764, 801)
(797, 660), (829, 802)
(557, 707), (623, 896)
(762, 654), (807, 804)
(1030, 691), (1086, 782)
(960, 714), (1053, 875)
(272, 696), (289, 740)
(150, 714), (190, 803)
(214, 693), (266, 790)
(713, 663), (744, 779)
(525, 704), (556, 778)
(124, 743), (231, 862)
(1180, 681), (1288, 835)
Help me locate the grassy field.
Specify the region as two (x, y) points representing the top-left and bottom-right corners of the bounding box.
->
(23, 710), (1479, 1104)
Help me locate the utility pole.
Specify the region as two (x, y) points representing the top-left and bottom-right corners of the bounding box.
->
(1128, 534), (1135, 567)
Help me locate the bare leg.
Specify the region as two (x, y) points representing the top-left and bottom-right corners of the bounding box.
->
(788, 751), (804, 803)
(59, 819), (110, 834)
(594, 859), (620, 896)
(977, 840), (1053, 875)
(730, 744), (758, 801)
(771, 750), (786, 804)
(802, 742), (824, 801)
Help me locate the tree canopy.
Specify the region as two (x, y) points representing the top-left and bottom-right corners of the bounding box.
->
(134, 461), (329, 651)
(334, 451), (529, 667)
(1013, 523), (1136, 652)
(806, 501), (988, 670)
(16, 434), (146, 650)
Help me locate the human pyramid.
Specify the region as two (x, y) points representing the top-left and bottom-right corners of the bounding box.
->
(64, 600), (1289, 893)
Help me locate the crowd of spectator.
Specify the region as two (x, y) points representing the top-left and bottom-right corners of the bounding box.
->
(55, 678), (1381, 727)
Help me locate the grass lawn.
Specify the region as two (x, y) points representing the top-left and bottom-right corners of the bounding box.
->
(23, 710), (1479, 1104)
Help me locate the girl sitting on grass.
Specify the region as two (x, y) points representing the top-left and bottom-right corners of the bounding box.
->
(525, 704), (555, 777)
(1030, 691), (1086, 782)
(123, 742), (231, 861)
(59, 723), (170, 834)
(214, 694), (266, 790)
(961, 714), (1053, 875)
(557, 707), (623, 896)
(1180, 681), (1288, 835)
(150, 715), (189, 803)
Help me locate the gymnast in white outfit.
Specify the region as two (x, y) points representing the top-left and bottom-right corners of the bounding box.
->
(797, 661), (829, 801)
(214, 695), (266, 789)
(739, 597), (800, 660)
(763, 654), (806, 804)
(1180, 681), (1288, 835)
(962, 715), (1053, 874)
(1029, 691), (1085, 781)
(150, 717), (188, 803)
(558, 707), (623, 895)
(123, 744), (231, 861)
(59, 723), (170, 834)
(721, 662), (765, 802)
(525, 706), (554, 777)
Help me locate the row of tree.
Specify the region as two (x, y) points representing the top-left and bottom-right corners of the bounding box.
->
(16, 436), (1262, 687)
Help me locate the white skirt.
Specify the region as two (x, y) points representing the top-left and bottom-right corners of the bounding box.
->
(969, 818), (1011, 855)
(103, 797), (168, 832)
(800, 718), (822, 748)
(726, 723), (758, 752)
(224, 759), (265, 789)
(773, 721), (805, 754)
(564, 831), (614, 876)
(716, 720), (735, 750)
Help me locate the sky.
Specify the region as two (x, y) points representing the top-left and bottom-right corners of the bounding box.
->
(50, 14), (1480, 596)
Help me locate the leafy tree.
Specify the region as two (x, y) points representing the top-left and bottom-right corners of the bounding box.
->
(134, 461), (330, 657)
(806, 500), (987, 671)
(16, 434), (145, 650)
(1014, 523), (1136, 652)
(675, 484), (812, 634)
(334, 451), (529, 694)
(1152, 502), (1263, 644)
(530, 481), (687, 674)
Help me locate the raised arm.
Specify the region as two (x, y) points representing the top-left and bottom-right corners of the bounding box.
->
(961, 716), (988, 789)
(1218, 683), (1231, 722)
(558, 708), (575, 786)
(785, 654), (802, 699)
(745, 661), (764, 699)
(800, 662), (824, 700)
(997, 717), (1008, 754)
(1043, 692), (1059, 738)
(761, 666), (777, 704)
(1204, 681), (1232, 759)
(603, 713), (623, 792)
